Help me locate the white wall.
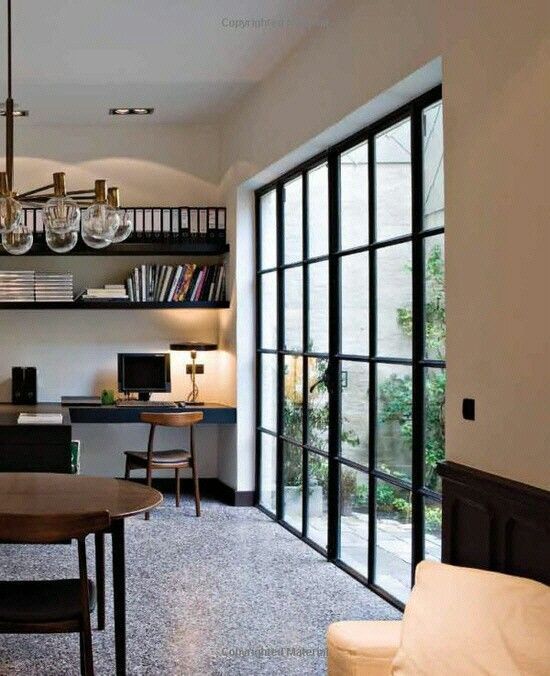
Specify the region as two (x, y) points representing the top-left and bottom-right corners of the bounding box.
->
(220, 0), (550, 491)
(1, 124), (229, 477)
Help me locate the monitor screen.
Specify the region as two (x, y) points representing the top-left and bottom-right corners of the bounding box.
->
(117, 353), (171, 394)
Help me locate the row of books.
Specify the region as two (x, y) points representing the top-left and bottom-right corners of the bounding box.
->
(35, 273), (73, 302)
(0, 271), (73, 302)
(22, 207), (227, 242)
(125, 264), (226, 303)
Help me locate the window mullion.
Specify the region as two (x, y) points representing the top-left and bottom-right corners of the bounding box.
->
(411, 102), (426, 580)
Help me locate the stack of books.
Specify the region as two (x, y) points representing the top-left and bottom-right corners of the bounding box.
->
(35, 273), (74, 302)
(126, 263), (225, 303)
(18, 412), (64, 425)
(0, 270), (35, 302)
(80, 284), (129, 301)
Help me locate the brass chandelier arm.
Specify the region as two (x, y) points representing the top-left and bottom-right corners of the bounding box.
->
(18, 184), (55, 198)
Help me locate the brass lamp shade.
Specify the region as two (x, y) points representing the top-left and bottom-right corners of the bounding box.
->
(170, 343), (217, 352)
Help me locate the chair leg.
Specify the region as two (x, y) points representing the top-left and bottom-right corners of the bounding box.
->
(80, 623), (94, 676)
(175, 468), (180, 507)
(192, 461), (201, 517)
(94, 532), (105, 631)
(80, 632), (85, 675)
(145, 466), (152, 520)
(124, 457), (130, 480)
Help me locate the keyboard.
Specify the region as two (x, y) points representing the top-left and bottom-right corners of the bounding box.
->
(115, 400), (178, 408)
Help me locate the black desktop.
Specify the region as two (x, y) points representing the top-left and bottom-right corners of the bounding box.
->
(117, 353), (171, 402)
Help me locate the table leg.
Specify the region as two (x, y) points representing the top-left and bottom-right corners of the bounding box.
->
(112, 519), (126, 676)
(95, 532), (105, 630)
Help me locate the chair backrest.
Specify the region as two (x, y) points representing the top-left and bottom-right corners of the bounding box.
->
(0, 510), (110, 544)
(140, 411), (204, 427)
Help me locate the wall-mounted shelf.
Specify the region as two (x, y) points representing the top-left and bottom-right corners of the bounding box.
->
(0, 240), (229, 257)
(0, 300), (230, 310)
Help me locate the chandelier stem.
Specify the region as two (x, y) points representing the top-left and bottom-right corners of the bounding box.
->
(5, 0), (14, 191)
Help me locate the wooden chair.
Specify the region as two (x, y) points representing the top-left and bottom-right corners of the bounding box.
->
(124, 412), (204, 519)
(0, 510), (110, 676)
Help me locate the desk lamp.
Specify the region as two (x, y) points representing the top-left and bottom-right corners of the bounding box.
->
(170, 342), (217, 405)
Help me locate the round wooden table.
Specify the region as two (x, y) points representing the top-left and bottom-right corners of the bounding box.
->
(0, 473), (162, 675)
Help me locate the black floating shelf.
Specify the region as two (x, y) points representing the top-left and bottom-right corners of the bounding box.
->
(0, 301), (230, 310)
(0, 240), (229, 257)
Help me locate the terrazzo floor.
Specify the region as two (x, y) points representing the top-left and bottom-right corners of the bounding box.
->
(0, 495), (400, 675)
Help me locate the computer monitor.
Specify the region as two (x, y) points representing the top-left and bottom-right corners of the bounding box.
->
(117, 353), (171, 401)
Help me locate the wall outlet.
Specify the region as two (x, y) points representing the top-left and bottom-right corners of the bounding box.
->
(186, 364), (204, 375)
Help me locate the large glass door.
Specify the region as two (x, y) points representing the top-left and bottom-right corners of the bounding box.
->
(256, 87), (445, 608)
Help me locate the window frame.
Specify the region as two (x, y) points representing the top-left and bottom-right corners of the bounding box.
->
(255, 86), (444, 610)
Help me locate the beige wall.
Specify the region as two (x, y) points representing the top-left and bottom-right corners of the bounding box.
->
(220, 0), (550, 490)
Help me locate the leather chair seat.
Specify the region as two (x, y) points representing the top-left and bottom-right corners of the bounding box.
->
(124, 449), (191, 465)
(0, 579), (96, 623)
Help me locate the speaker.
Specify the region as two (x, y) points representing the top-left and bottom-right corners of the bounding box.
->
(12, 367), (37, 405)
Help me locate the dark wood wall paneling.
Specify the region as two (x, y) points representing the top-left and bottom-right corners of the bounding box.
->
(438, 461), (550, 585)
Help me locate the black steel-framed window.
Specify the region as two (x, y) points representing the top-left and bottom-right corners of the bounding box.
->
(255, 86), (445, 609)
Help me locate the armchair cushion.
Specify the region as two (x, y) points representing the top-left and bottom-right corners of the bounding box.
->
(327, 620), (401, 676)
(391, 561), (550, 675)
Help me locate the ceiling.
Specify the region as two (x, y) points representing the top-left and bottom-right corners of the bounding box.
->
(0, 0), (332, 126)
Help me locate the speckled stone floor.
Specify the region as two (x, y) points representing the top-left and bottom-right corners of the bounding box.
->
(0, 496), (400, 675)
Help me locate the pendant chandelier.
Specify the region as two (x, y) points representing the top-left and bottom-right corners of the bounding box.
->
(0, 0), (132, 254)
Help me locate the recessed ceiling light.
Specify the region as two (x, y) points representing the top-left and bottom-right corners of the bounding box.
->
(109, 107), (154, 116)
(0, 109), (28, 117)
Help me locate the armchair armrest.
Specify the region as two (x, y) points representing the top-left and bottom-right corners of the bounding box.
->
(327, 620), (402, 676)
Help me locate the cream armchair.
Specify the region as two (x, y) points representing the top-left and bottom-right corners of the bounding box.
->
(327, 561), (550, 676)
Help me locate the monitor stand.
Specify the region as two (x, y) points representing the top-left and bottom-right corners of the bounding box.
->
(137, 392), (151, 402)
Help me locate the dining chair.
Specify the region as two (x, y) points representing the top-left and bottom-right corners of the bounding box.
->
(0, 510), (111, 676)
(124, 411), (204, 519)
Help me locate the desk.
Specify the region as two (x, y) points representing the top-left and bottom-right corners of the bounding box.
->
(68, 402), (236, 424)
(0, 472), (163, 675)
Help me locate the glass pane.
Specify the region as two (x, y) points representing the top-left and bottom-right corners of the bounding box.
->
(307, 452), (328, 549)
(340, 360), (369, 466)
(308, 163), (329, 258)
(308, 261), (329, 353)
(341, 252), (368, 355)
(259, 433), (277, 513)
(283, 355), (303, 443)
(376, 363), (412, 481)
(424, 235), (445, 360)
(375, 480), (412, 603)
(260, 353), (277, 432)
(424, 497), (442, 562)
(307, 357), (329, 452)
(284, 266), (303, 351)
(283, 442), (302, 531)
(340, 141), (369, 250)
(260, 272), (277, 350)
(424, 367), (446, 492)
(375, 118), (411, 241)
(376, 243), (412, 358)
(338, 466), (369, 578)
(423, 101), (444, 231)
(284, 176), (303, 264)
(260, 189), (277, 269)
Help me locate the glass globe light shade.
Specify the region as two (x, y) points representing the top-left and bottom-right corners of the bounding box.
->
(0, 194), (23, 234)
(42, 195), (80, 234)
(111, 209), (133, 243)
(45, 225), (78, 253)
(81, 202), (119, 249)
(2, 221), (33, 255)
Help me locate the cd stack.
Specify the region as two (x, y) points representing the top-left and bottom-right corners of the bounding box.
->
(0, 270), (35, 302)
(34, 273), (74, 303)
